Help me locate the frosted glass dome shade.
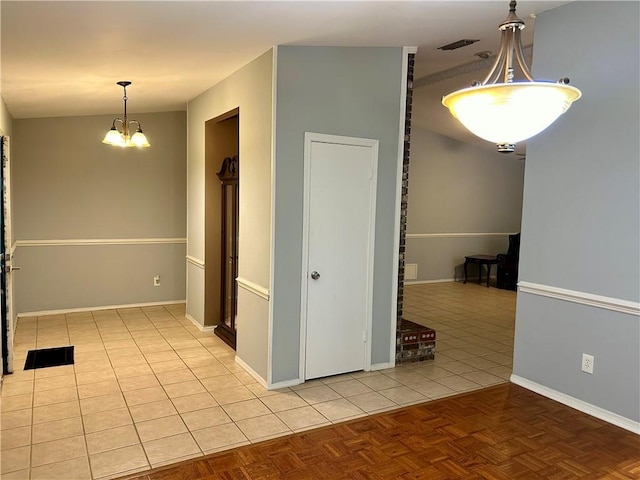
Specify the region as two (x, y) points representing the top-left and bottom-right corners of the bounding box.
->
(442, 82), (582, 145)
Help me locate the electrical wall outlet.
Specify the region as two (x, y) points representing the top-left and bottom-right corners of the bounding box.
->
(153, 275), (161, 287)
(581, 353), (594, 374)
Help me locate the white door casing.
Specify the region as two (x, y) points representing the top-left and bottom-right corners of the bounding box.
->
(301, 132), (378, 380)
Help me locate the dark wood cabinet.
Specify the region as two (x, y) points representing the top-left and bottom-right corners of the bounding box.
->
(215, 156), (239, 349)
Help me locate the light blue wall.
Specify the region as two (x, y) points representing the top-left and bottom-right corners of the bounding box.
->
(514, 1), (640, 423)
(272, 46), (405, 382)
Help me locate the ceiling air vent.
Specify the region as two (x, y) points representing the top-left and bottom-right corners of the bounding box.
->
(438, 39), (479, 51)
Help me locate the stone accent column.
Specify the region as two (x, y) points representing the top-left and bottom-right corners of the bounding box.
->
(396, 53), (415, 362)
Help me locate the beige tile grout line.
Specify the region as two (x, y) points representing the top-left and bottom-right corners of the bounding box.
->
(72, 312), (93, 480)
(27, 315), (36, 480)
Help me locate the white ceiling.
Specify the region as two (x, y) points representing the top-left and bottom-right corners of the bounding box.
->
(1, 0), (570, 151)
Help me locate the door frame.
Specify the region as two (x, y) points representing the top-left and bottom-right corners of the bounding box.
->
(299, 132), (378, 381)
(1, 135), (14, 375)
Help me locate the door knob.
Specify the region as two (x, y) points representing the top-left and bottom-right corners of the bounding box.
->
(310, 271), (320, 280)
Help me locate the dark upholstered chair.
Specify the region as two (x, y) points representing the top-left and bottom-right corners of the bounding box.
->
(496, 233), (520, 290)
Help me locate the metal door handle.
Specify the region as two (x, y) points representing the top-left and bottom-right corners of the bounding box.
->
(8, 266), (20, 272)
(310, 271), (320, 280)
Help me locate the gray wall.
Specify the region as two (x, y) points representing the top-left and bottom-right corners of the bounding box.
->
(13, 243), (186, 313)
(406, 127), (524, 281)
(513, 1), (640, 422)
(272, 46), (405, 382)
(12, 111), (187, 313)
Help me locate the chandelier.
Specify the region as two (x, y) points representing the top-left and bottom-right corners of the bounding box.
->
(102, 81), (150, 148)
(442, 1), (581, 153)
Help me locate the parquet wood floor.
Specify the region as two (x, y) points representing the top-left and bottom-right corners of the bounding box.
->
(117, 384), (640, 480)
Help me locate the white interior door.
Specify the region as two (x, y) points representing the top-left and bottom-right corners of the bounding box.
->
(302, 133), (378, 380)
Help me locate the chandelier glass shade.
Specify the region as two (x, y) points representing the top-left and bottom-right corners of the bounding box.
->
(102, 81), (150, 148)
(441, 1), (581, 153)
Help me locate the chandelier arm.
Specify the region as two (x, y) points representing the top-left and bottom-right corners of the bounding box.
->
(513, 28), (535, 81)
(112, 118), (125, 131)
(487, 55), (507, 85)
(505, 27), (518, 83)
(484, 49), (507, 85)
(481, 30), (509, 85)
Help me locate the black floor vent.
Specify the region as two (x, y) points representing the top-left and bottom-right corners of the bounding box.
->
(24, 346), (75, 370)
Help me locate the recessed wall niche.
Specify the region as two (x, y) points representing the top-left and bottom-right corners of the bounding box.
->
(205, 108), (239, 349)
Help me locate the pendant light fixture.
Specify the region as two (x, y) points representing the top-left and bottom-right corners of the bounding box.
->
(102, 81), (150, 148)
(442, 1), (581, 153)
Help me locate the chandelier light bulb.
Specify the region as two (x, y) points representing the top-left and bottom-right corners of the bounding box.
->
(131, 129), (150, 147)
(102, 126), (123, 146)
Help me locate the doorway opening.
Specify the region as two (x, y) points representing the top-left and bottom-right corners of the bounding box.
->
(205, 109), (239, 349)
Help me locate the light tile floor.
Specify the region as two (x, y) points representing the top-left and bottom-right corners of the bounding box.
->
(0, 282), (515, 480)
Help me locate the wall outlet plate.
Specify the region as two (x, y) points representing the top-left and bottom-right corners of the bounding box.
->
(581, 353), (594, 374)
(153, 275), (161, 287)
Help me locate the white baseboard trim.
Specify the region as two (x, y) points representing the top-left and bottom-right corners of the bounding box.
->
(405, 278), (455, 285)
(518, 281), (639, 316)
(370, 362), (395, 371)
(511, 374), (640, 435)
(406, 232), (514, 239)
(235, 356), (268, 389)
(268, 378), (303, 390)
(18, 300), (186, 318)
(184, 313), (215, 333)
(405, 276), (498, 286)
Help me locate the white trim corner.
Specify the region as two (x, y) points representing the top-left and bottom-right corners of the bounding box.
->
(370, 361), (396, 371)
(186, 255), (205, 269)
(184, 312), (215, 333)
(236, 277), (270, 300)
(267, 377), (304, 391)
(267, 43), (279, 390)
(235, 356), (268, 389)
